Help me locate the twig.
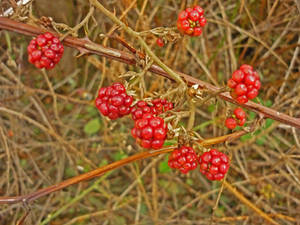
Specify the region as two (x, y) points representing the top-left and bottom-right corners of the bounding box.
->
(0, 17), (300, 129)
(223, 181), (280, 225)
(0, 130), (247, 205)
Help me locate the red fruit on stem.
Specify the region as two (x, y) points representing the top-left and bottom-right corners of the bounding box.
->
(131, 113), (167, 150)
(156, 38), (164, 47)
(235, 84), (247, 96)
(168, 146), (198, 174)
(225, 118), (237, 130)
(95, 82), (133, 120)
(232, 70), (244, 83)
(199, 149), (230, 181)
(233, 107), (246, 120)
(177, 5), (206, 36)
(27, 32), (64, 69)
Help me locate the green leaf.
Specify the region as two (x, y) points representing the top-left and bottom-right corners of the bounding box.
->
(84, 118), (101, 135)
(159, 156), (172, 173)
(265, 100), (273, 107)
(207, 104), (216, 113)
(163, 139), (176, 146)
(113, 151), (128, 161)
(86, 106), (98, 116)
(264, 118), (274, 129)
(256, 136), (266, 146)
(249, 111), (256, 120)
(240, 133), (252, 142)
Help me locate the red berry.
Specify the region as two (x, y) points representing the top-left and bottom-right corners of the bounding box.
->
(178, 11), (188, 20)
(177, 5), (206, 36)
(236, 95), (248, 104)
(180, 20), (190, 30)
(193, 6), (204, 15)
(244, 74), (256, 86)
(27, 32), (64, 69)
(238, 117), (246, 126)
(225, 118), (237, 130)
(95, 82), (133, 120)
(247, 88), (258, 99)
(189, 10), (200, 21)
(199, 149), (230, 180)
(233, 107), (246, 120)
(199, 17), (207, 27)
(227, 79), (237, 88)
(254, 80), (261, 90)
(168, 146), (198, 174)
(232, 70), (244, 83)
(193, 27), (202, 36)
(227, 64), (261, 104)
(156, 38), (164, 47)
(185, 8), (193, 13)
(235, 84), (247, 96)
(131, 113), (167, 150)
(240, 64), (253, 74)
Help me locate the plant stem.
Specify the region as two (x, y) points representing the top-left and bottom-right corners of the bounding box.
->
(0, 130), (247, 205)
(89, 0), (186, 86)
(0, 17), (299, 129)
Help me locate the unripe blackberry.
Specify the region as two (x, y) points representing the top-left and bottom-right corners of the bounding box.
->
(27, 32), (64, 69)
(168, 146), (198, 174)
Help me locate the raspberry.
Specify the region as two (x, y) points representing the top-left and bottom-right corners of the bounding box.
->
(131, 99), (173, 120)
(168, 146), (198, 174)
(177, 5), (206, 36)
(227, 64), (260, 104)
(95, 82), (133, 120)
(199, 149), (230, 180)
(131, 113), (167, 149)
(225, 107), (246, 129)
(27, 32), (64, 69)
(156, 38), (164, 47)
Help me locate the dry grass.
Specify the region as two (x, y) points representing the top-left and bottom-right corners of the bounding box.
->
(0, 0), (300, 224)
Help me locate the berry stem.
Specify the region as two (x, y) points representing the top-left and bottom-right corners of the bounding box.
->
(0, 130), (248, 205)
(0, 18), (299, 129)
(89, 0), (186, 87)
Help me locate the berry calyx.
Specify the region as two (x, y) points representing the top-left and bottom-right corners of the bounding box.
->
(227, 64), (261, 104)
(27, 32), (64, 69)
(131, 113), (167, 149)
(199, 149), (230, 180)
(168, 146), (198, 174)
(156, 38), (164, 47)
(177, 5), (206, 36)
(95, 82), (133, 120)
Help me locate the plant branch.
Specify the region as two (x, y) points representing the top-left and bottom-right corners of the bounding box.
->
(89, 0), (186, 86)
(0, 130), (247, 205)
(0, 17), (299, 129)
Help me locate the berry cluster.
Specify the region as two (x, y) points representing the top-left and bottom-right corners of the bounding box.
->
(27, 32), (64, 69)
(151, 98), (174, 115)
(168, 146), (198, 174)
(225, 107), (246, 130)
(95, 83), (133, 120)
(131, 113), (167, 149)
(131, 99), (173, 120)
(177, 6), (206, 36)
(228, 64), (261, 104)
(199, 149), (230, 180)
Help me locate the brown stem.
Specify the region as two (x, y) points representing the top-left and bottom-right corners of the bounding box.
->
(0, 17), (299, 129)
(0, 130), (247, 205)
